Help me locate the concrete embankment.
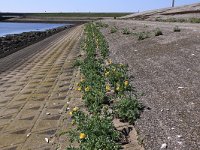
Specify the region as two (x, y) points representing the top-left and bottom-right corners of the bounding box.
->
(0, 24), (74, 58)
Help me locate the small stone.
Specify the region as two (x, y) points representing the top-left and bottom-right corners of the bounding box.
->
(45, 138), (49, 143)
(171, 127), (175, 130)
(27, 133), (31, 137)
(177, 135), (182, 138)
(46, 112), (51, 115)
(161, 109), (163, 112)
(160, 143), (167, 149)
(67, 102), (70, 104)
(66, 107), (70, 111)
(177, 141), (183, 145)
(178, 87), (184, 89)
(191, 54), (195, 56)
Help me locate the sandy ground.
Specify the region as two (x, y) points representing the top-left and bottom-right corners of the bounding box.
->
(0, 25), (83, 149)
(100, 19), (200, 150)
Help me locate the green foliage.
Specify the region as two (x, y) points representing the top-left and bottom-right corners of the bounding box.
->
(96, 22), (109, 28)
(68, 111), (121, 150)
(173, 26), (181, 32)
(189, 18), (200, 23)
(67, 23), (142, 149)
(114, 96), (142, 124)
(136, 31), (150, 40)
(154, 28), (163, 36)
(110, 26), (118, 33)
(73, 59), (83, 67)
(122, 28), (131, 35)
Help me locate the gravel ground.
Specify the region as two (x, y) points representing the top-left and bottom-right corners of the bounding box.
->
(100, 19), (200, 150)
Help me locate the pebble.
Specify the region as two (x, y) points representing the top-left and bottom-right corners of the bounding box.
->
(191, 54), (195, 56)
(27, 133), (31, 137)
(178, 87), (184, 89)
(46, 112), (51, 115)
(160, 143), (167, 149)
(45, 138), (49, 143)
(177, 135), (182, 138)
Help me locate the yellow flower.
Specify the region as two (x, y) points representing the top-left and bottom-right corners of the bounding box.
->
(85, 86), (90, 92)
(71, 119), (75, 125)
(79, 133), (86, 139)
(106, 85), (111, 92)
(69, 111), (73, 115)
(116, 83), (120, 91)
(77, 87), (81, 91)
(124, 80), (129, 87)
(73, 107), (79, 112)
(116, 86), (120, 91)
(105, 71), (109, 77)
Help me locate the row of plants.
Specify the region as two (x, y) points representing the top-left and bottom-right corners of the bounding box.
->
(156, 17), (200, 23)
(67, 23), (142, 149)
(110, 25), (181, 40)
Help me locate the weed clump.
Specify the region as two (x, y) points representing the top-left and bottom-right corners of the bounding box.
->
(114, 96), (142, 124)
(173, 26), (181, 32)
(110, 26), (117, 33)
(122, 28), (131, 35)
(137, 31), (150, 40)
(154, 28), (163, 36)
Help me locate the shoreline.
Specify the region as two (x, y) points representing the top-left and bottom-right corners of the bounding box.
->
(0, 23), (75, 59)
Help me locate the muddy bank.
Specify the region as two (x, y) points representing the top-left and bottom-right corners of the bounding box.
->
(0, 24), (73, 58)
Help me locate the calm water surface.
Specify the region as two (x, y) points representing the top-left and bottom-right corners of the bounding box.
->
(0, 22), (68, 36)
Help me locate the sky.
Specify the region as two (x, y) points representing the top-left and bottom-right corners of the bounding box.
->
(0, 0), (200, 13)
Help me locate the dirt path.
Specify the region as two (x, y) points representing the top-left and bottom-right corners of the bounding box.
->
(0, 25), (83, 150)
(101, 20), (200, 150)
